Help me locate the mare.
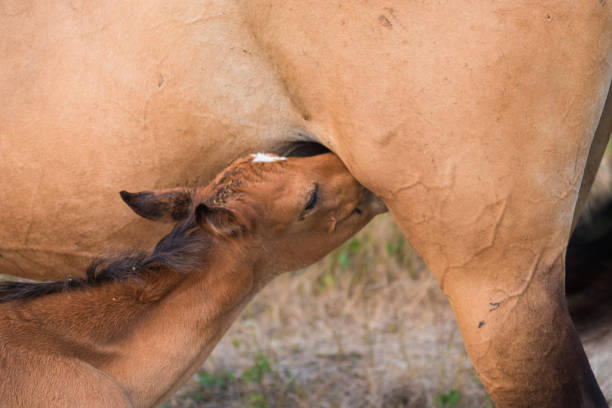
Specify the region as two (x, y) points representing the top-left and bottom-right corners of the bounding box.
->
(2, 2), (611, 405)
(0, 153), (386, 408)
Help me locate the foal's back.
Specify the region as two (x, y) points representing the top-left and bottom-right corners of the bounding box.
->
(0, 289), (139, 407)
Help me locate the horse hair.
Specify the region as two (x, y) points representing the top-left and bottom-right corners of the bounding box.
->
(0, 215), (211, 303)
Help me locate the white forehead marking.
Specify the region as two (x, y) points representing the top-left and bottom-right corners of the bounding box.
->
(251, 153), (287, 163)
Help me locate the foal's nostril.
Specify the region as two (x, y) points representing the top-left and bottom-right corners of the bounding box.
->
(353, 208), (363, 215)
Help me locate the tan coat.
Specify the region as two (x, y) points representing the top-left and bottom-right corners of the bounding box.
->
(1, 1), (611, 406)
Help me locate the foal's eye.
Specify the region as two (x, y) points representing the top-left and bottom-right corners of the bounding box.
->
(303, 183), (319, 213)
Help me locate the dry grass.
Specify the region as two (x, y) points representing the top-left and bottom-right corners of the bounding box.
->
(166, 150), (612, 408)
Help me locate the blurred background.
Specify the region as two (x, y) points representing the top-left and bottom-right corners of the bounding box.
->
(166, 145), (612, 408)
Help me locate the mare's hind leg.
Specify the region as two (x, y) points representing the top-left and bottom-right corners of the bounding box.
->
(387, 149), (609, 407)
(381, 67), (612, 408)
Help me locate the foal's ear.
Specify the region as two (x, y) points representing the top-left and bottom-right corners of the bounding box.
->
(120, 189), (192, 222)
(195, 203), (245, 237)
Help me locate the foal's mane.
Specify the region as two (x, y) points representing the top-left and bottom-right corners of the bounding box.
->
(0, 155), (283, 304)
(0, 217), (211, 303)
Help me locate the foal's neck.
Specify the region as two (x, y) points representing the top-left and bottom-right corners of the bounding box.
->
(106, 252), (256, 406)
(8, 249), (256, 407)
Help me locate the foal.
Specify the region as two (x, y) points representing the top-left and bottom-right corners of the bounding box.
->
(0, 153), (386, 408)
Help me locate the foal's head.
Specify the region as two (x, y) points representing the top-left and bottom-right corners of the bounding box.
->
(121, 153), (386, 276)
